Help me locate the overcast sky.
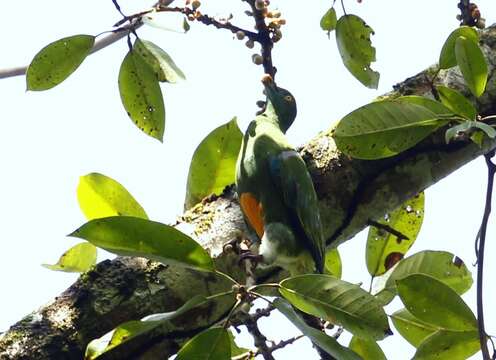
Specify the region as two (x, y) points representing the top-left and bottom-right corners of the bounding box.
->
(1, 1), (496, 358)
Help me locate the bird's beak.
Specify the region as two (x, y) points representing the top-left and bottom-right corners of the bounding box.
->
(261, 74), (277, 98)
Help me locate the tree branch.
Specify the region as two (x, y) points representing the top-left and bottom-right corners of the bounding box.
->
(2, 23), (496, 360)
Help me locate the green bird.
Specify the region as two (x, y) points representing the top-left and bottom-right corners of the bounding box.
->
(236, 75), (325, 275)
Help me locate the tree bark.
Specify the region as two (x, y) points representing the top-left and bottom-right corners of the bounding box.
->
(2, 25), (496, 360)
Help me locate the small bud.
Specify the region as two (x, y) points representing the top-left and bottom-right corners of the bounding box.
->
(244, 10), (253, 17)
(191, 0), (201, 9)
(476, 18), (486, 29)
(236, 30), (246, 40)
(255, 0), (265, 10)
(256, 100), (266, 108)
(245, 39), (255, 49)
(272, 29), (282, 42)
(456, 14), (462, 21)
(252, 54), (263, 65)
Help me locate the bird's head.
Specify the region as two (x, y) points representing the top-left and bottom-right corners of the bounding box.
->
(262, 74), (297, 133)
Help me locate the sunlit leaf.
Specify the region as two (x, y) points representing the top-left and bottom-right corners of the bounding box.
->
(118, 51), (165, 141)
(367, 192), (424, 276)
(324, 248), (342, 278)
(184, 118), (242, 210)
(280, 274), (391, 340)
(439, 26), (478, 69)
(391, 308), (438, 348)
(455, 36), (488, 97)
(349, 336), (386, 360)
(336, 15), (379, 89)
(43, 242), (96, 273)
(274, 298), (362, 360)
(436, 86), (477, 120)
(395, 96), (453, 116)
(134, 39), (185, 83)
(320, 8), (337, 34)
(69, 216), (214, 271)
(77, 172), (148, 220)
(376, 251), (473, 305)
(176, 327), (230, 360)
(334, 100), (447, 159)
(397, 274), (477, 331)
(414, 330), (480, 360)
(26, 34), (95, 90)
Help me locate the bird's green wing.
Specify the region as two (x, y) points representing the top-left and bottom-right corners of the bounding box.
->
(269, 150), (325, 273)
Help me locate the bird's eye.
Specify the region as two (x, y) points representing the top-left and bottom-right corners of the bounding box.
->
(284, 95), (293, 102)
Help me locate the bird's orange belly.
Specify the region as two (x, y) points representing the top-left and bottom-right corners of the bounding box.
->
(239, 192), (264, 238)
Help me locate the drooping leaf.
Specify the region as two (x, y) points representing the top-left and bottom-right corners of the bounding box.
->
(349, 336), (386, 360)
(184, 118), (242, 210)
(69, 216), (214, 271)
(414, 330), (480, 360)
(455, 36), (488, 97)
(176, 327), (231, 360)
(375, 251), (473, 305)
(42, 242), (96, 273)
(366, 192), (424, 276)
(227, 330), (252, 358)
(439, 26), (478, 69)
(336, 15), (379, 89)
(324, 248), (342, 278)
(396, 274), (477, 331)
(77, 172), (148, 220)
(118, 51), (165, 141)
(26, 34), (95, 91)
(334, 100), (447, 159)
(320, 8), (337, 34)
(445, 121), (496, 144)
(436, 86), (477, 120)
(134, 39), (185, 83)
(273, 298), (362, 360)
(391, 308), (437, 348)
(280, 274), (391, 340)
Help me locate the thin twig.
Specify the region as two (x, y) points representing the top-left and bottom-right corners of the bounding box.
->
(476, 151), (495, 360)
(260, 335), (304, 356)
(367, 219), (410, 241)
(240, 312), (275, 360)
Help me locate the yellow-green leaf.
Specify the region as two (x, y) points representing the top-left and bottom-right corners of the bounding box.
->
(349, 336), (386, 360)
(324, 248), (342, 278)
(118, 51), (165, 141)
(436, 86), (477, 120)
(414, 330), (480, 360)
(397, 274), (477, 331)
(366, 192), (424, 276)
(26, 35), (95, 90)
(42, 242), (96, 273)
(439, 26), (478, 69)
(184, 118), (242, 210)
(69, 216), (214, 271)
(77, 172), (148, 220)
(455, 36), (488, 97)
(320, 8), (337, 33)
(336, 15), (379, 89)
(280, 274), (391, 340)
(391, 308), (438, 348)
(134, 39), (185, 83)
(176, 327), (230, 360)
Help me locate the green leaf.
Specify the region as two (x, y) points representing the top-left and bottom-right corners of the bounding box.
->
(446, 121), (496, 144)
(366, 192), (424, 276)
(69, 216), (214, 271)
(336, 15), (379, 89)
(455, 36), (488, 97)
(334, 100), (447, 159)
(77, 172), (148, 220)
(376, 251), (473, 305)
(324, 248), (342, 278)
(396, 274), (477, 331)
(184, 118), (242, 210)
(395, 96), (453, 116)
(227, 330), (252, 358)
(134, 39), (185, 83)
(391, 308), (437, 348)
(320, 8), (337, 33)
(436, 86), (477, 120)
(42, 242), (96, 273)
(414, 330), (480, 360)
(176, 327), (231, 360)
(349, 336), (386, 360)
(26, 34), (95, 91)
(439, 26), (478, 69)
(183, 17), (191, 33)
(273, 298), (362, 360)
(118, 51), (165, 141)
(280, 274), (391, 340)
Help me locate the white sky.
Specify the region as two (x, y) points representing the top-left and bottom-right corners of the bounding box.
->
(1, 1), (496, 358)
